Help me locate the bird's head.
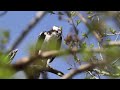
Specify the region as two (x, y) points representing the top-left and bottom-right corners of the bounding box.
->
(51, 26), (62, 36)
(45, 26), (62, 37)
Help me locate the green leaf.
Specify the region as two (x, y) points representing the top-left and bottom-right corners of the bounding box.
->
(109, 28), (116, 34)
(0, 30), (10, 45)
(3, 31), (9, 39)
(106, 38), (111, 42)
(74, 55), (80, 62)
(70, 11), (76, 17)
(1, 38), (8, 44)
(82, 49), (93, 61)
(90, 44), (94, 48)
(87, 11), (93, 14)
(88, 15), (93, 19)
(81, 42), (87, 48)
(0, 65), (15, 79)
(76, 20), (81, 26)
(82, 33), (88, 38)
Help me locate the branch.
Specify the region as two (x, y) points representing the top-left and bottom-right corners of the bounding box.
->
(105, 33), (120, 36)
(8, 11), (47, 52)
(61, 61), (106, 79)
(75, 11), (102, 42)
(12, 47), (104, 71)
(93, 69), (120, 77)
(66, 11), (79, 35)
(104, 41), (120, 46)
(75, 11), (87, 24)
(115, 31), (120, 41)
(47, 66), (64, 77)
(40, 72), (48, 79)
(87, 71), (99, 79)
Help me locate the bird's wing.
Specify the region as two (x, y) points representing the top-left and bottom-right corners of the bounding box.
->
(35, 32), (46, 54)
(49, 36), (62, 63)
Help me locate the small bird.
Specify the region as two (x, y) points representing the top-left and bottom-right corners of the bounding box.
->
(7, 49), (18, 64)
(25, 26), (62, 79)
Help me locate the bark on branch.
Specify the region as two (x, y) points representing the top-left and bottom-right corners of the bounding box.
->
(61, 61), (106, 79)
(12, 47), (104, 71)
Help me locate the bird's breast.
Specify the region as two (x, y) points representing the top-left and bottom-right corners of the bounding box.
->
(41, 35), (58, 51)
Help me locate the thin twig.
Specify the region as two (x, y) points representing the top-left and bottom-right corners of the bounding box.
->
(47, 66), (64, 77)
(112, 57), (120, 65)
(61, 61), (106, 79)
(66, 11), (79, 35)
(75, 11), (87, 24)
(93, 69), (120, 77)
(104, 41), (120, 46)
(8, 11), (47, 53)
(105, 33), (120, 36)
(115, 31), (120, 41)
(87, 71), (99, 79)
(75, 11), (101, 42)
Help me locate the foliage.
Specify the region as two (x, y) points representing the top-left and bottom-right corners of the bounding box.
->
(1, 11), (120, 79)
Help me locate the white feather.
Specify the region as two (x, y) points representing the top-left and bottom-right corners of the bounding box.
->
(53, 26), (60, 31)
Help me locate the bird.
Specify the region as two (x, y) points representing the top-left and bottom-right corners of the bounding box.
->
(25, 26), (62, 79)
(7, 49), (18, 64)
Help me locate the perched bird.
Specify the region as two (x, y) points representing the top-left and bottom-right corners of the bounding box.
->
(25, 26), (62, 79)
(7, 49), (18, 64)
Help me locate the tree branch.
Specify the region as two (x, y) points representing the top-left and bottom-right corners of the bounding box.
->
(61, 61), (106, 79)
(47, 66), (64, 77)
(12, 47), (104, 71)
(37, 66), (64, 78)
(104, 41), (120, 46)
(75, 11), (102, 42)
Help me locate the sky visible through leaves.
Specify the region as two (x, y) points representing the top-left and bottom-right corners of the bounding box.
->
(0, 11), (119, 79)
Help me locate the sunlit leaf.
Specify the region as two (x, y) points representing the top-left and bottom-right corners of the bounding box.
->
(106, 38), (111, 42)
(76, 20), (81, 26)
(1, 38), (8, 44)
(3, 31), (9, 38)
(90, 44), (94, 48)
(88, 15), (93, 19)
(82, 49), (93, 61)
(87, 11), (93, 14)
(82, 33), (88, 38)
(109, 28), (116, 34)
(0, 65), (15, 79)
(81, 42), (87, 48)
(70, 11), (76, 17)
